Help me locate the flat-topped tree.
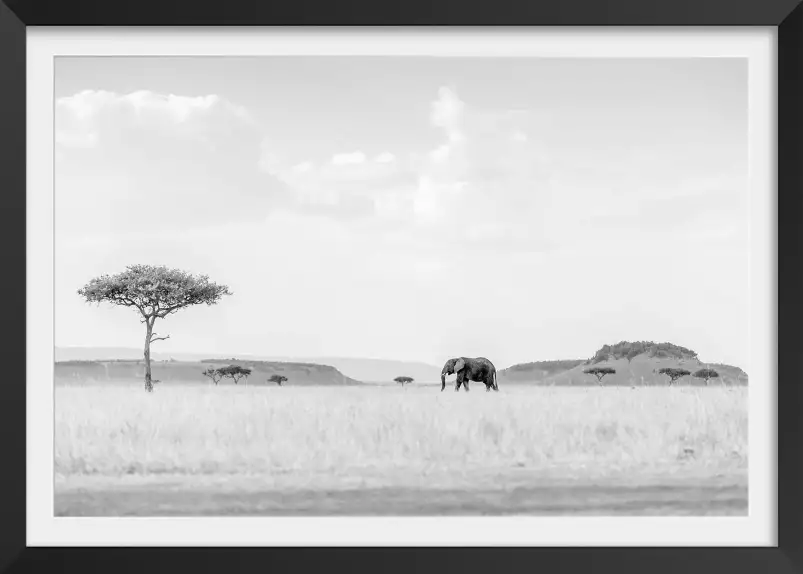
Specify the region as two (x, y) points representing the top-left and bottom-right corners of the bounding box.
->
(693, 368), (720, 385)
(77, 264), (232, 392)
(583, 367), (616, 385)
(219, 365), (252, 385)
(658, 367), (691, 386)
(269, 374), (288, 386)
(394, 376), (414, 388)
(202, 367), (223, 386)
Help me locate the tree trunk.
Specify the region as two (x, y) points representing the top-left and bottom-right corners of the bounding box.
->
(144, 319), (154, 393)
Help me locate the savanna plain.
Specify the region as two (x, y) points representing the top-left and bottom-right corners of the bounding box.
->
(55, 383), (748, 516)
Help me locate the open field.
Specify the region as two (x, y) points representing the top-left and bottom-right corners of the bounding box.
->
(55, 383), (748, 516)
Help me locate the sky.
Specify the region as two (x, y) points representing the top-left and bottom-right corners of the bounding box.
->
(54, 56), (749, 369)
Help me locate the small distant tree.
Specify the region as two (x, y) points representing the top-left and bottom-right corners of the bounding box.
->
(394, 376), (414, 388)
(584, 367), (616, 384)
(77, 264), (232, 392)
(202, 367), (223, 386)
(218, 365), (252, 385)
(269, 374), (288, 386)
(658, 367), (691, 386)
(693, 368), (720, 385)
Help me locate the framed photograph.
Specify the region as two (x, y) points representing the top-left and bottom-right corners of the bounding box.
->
(2, 0), (800, 571)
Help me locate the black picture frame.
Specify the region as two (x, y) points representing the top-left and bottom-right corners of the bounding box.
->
(1, 0), (799, 572)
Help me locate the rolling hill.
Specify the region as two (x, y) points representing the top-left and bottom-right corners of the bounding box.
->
(55, 347), (442, 385)
(501, 360), (587, 383)
(499, 341), (748, 386)
(55, 341), (748, 387)
(55, 358), (362, 386)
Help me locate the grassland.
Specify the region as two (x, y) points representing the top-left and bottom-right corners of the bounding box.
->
(54, 383), (748, 516)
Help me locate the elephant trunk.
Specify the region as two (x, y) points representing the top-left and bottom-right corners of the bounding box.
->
(441, 372), (446, 391)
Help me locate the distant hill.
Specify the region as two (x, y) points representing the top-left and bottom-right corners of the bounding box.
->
(586, 340), (700, 364)
(55, 347), (442, 384)
(499, 341), (747, 386)
(55, 359), (362, 386)
(501, 360), (586, 382)
(281, 357), (442, 385)
(55, 342), (748, 387)
(549, 355), (747, 387)
(56, 347), (164, 362)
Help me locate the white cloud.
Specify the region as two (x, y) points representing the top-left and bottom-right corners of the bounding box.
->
(331, 151), (367, 165)
(411, 177), (467, 225)
(55, 89), (286, 235)
(261, 147), (416, 218)
(430, 87), (465, 142)
(428, 144), (450, 164)
(124, 91), (224, 121)
(406, 86), (553, 240)
(252, 86), (566, 257)
(56, 90), (254, 149)
(257, 86), (553, 240)
(254, 86), (549, 233)
(255, 86), (608, 255)
(291, 161), (314, 173)
(373, 191), (405, 220)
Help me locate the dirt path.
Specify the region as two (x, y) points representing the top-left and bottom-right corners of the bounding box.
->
(55, 481), (746, 516)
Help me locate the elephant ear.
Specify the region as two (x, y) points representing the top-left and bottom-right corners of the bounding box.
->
(454, 358), (465, 372)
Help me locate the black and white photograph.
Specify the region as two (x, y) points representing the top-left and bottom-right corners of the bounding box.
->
(50, 50), (753, 520)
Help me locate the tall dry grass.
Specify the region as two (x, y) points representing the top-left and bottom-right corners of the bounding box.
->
(55, 384), (747, 486)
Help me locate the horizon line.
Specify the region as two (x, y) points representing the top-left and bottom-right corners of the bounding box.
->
(53, 344), (747, 371)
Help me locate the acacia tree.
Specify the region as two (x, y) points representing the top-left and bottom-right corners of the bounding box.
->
(269, 374), (288, 386)
(219, 365), (252, 385)
(583, 367), (616, 385)
(658, 367), (691, 386)
(693, 368), (720, 385)
(202, 367), (223, 386)
(77, 264), (232, 392)
(394, 376), (414, 388)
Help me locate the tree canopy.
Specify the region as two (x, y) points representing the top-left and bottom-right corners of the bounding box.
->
(269, 374), (288, 386)
(693, 368), (720, 383)
(78, 264), (232, 321)
(218, 365), (252, 385)
(201, 367), (224, 385)
(583, 367), (616, 383)
(394, 376), (414, 386)
(77, 264), (232, 392)
(658, 367), (691, 385)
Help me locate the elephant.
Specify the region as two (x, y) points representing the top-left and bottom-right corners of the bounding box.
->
(441, 357), (498, 392)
